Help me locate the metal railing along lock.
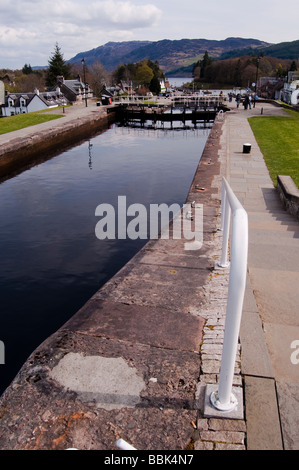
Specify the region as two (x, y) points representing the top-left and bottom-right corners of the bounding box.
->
(207, 177), (248, 414)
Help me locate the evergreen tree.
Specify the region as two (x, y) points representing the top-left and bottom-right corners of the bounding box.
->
(200, 51), (213, 79)
(46, 43), (71, 87)
(149, 75), (161, 95)
(22, 64), (33, 75)
(290, 60), (297, 71)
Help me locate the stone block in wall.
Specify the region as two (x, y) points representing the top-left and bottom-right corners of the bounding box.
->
(277, 175), (299, 220)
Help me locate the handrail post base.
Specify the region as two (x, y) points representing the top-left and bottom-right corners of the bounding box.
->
(203, 383), (244, 420)
(210, 389), (238, 412)
(216, 261), (230, 269)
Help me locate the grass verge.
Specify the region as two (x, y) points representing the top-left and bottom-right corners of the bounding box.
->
(0, 112), (63, 135)
(249, 109), (299, 188)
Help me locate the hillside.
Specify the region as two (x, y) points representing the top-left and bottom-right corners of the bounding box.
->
(219, 39), (299, 61)
(261, 39), (299, 59)
(69, 41), (151, 71)
(68, 37), (270, 74)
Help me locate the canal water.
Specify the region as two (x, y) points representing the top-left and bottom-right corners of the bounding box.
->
(0, 120), (211, 395)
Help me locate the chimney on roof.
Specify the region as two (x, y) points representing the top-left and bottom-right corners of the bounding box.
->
(34, 88), (39, 95)
(57, 76), (65, 84)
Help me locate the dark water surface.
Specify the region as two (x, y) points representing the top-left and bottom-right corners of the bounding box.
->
(0, 121), (210, 395)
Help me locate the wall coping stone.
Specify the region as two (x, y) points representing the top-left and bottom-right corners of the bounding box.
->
(277, 175), (299, 220)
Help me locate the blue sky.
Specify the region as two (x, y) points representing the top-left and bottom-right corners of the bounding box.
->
(0, 0), (298, 69)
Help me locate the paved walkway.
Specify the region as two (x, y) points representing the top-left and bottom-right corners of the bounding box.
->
(0, 100), (106, 146)
(223, 101), (299, 450)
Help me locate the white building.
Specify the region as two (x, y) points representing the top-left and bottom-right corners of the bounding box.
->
(0, 80), (4, 107)
(281, 72), (299, 106)
(1, 89), (68, 117)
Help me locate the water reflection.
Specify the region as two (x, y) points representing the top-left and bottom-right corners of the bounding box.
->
(88, 141), (93, 170)
(118, 117), (214, 132)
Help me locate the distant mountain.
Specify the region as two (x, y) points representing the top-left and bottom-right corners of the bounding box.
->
(68, 37), (270, 74)
(219, 39), (299, 60)
(261, 39), (299, 59)
(69, 41), (151, 71)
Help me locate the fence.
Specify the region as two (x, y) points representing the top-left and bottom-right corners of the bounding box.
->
(209, 177), (248, 413)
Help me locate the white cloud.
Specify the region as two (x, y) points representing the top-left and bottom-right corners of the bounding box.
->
(1, 0), (161, 28)
(0, 0), (162, 68)
(99, 1), (161, 27)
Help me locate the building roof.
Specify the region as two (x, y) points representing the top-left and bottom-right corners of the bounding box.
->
(6, 93), (35, 107)
(56, 76), (92, 97)
(39, 91), (68, 107)
(3, 91), (68, 108)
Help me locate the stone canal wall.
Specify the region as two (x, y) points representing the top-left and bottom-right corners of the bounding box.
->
(277, 175), (299, 220)
(0, 106), (116, 180)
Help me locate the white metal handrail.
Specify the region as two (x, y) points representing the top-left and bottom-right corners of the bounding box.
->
(210, 177), (248, 412)
(116, 439), (137, 450)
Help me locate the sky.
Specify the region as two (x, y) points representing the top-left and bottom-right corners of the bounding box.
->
(0, 0), (298, 70)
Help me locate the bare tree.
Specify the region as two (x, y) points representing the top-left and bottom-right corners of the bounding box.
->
(88, 62), (109, 97)
(12, 72), (46, 93)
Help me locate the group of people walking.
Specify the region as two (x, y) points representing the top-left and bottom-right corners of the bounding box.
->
(235, 93), (254, 109)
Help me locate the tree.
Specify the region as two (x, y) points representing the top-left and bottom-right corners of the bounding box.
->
(13, 73), (46, 93)
(46, 43), (71, 87)
(112, 63), (136, 85)
(290, 60), (297, 71)
(192, 60), (201, 80)
(200, 51), (213, 79)
(149, 75), (161, 95)
(276, 63), (285, 77)
(22, 64), (33, 75)
(89, 61), (109, 96)
(135, 62), (154, 87)
(147, 59), (164, 79)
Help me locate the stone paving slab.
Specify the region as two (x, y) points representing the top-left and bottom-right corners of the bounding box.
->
(244, 376), (283, 450)
(240, 310), (274, 378)
(61, 298), (205, 352)
(276, 381), (299, 450)
(249, 267), (299, 326)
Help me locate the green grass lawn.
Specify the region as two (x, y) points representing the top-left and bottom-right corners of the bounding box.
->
(0, 111), (63, 135)
(249, 109), (299, 188)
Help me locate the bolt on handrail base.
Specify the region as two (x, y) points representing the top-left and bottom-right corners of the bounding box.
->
(203, 384), (244, 419)
(210, 390), (238, 412)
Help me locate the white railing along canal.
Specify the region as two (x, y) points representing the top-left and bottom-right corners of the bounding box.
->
(209, 177), (248, 413)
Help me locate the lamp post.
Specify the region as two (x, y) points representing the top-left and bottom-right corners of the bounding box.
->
(255, 56), (260, 95)
(252, 55), (260, 108)
(81, 58), (88, 107)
